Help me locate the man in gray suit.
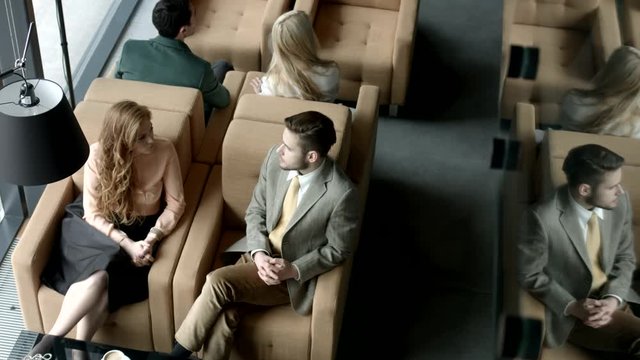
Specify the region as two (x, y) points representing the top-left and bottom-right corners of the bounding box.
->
(519, 144), (640, 356)
(171, 111), (360, 359)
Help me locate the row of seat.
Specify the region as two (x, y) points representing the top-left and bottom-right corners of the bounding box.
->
(11, 71), (380, 359)
(184, 0), (418, 109)
(501, 0), (640, 127)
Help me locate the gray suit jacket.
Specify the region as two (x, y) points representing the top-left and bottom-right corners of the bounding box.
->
(244, 146), (360, 315)
(518, 185), (638, 347)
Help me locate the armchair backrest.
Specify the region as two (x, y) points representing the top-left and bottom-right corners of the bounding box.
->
(186, 0), (290, 72)
(82, 78), (205, 158)
(220, 94), (352, 229)
(513, 0), (599, 30)
(69, 78), (203, 190)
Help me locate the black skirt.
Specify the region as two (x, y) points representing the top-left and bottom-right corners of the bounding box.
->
(41, 194), (160, 312)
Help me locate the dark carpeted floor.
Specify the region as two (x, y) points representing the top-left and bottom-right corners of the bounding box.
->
(336, 1), (504, 359)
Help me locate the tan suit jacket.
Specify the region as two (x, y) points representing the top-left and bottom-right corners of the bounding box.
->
(518, 185), (638, 347)
(243, 146), (360, 315)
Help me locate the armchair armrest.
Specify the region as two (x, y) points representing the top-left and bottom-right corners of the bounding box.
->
(310, 259), (352, 360)
(622, 0), (640, 47)
(240, 71), (263, 97)
(520, 290), (546, 323)
(260, 0), (291, 72)
(348, 85), (379, 210)
(513, 102), (537, 203)
(173, 166), (224, 329)
(591, 0), (622, 69)
(149, 163), (210, 352)
(12, 177), (75, 332)
(392, 0), (419, 106)
(197, 71), (246, 165)
(293, 0), (319, 22)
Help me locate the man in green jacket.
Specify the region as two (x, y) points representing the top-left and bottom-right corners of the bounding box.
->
(115, 0), (231, 124)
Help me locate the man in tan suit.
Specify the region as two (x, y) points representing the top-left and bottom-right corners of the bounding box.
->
(519, 144), (640, 356)
(171, 111), (359, 359)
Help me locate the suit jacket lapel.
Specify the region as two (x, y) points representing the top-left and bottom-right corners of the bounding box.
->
(557, 188), (591, 270)
(286, 160), (333, 231)
(600, 209), (613, 270)
(269, 171), (291, 230)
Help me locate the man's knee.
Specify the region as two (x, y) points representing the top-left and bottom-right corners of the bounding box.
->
(211, 60), (234, 83)
(80, 270), (108, 291)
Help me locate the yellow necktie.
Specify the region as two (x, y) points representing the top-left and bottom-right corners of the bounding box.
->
(269, 176), (300, 256)
(587, 212), (607, 292)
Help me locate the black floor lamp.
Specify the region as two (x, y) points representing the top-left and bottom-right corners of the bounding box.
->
(55, 0), (75, 108)
(0, 19), (88, 230)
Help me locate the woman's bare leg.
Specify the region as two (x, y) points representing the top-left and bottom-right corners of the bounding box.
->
(48, 271), (109, 336)
(76, 282), (109, 341)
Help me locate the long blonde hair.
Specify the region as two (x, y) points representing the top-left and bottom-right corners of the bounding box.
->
(569, 46), (640, 133)
(96, 100), (151, 224)
(265, 10), (336, 101)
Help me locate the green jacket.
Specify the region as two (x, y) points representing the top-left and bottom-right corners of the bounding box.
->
(115, 36), (230, 116)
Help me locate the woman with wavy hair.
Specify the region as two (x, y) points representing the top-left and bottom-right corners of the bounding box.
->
(560, 46), (640, 138)
(35, 100), (185, 354)
(251, 10), (339, 102)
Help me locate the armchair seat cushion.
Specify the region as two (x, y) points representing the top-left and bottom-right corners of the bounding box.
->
(314, 4), (396, 103)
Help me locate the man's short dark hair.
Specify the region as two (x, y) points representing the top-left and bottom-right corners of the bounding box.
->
(284, 111), (337, 157)
(152, 0), (191, 38)
(562, 144), (624, 188)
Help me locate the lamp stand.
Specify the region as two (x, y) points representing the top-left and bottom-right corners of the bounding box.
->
(55, 0), (75, 108)
(17, 185), (28, 219)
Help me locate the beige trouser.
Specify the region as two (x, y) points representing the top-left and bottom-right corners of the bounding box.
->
(175, 253), (290, 360)
(568, 305), (640, 355)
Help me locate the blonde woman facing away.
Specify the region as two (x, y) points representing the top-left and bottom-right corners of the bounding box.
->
(560, 46), (640, 138)
(251, 10), (340, 102)
(32, 100), (185, 355)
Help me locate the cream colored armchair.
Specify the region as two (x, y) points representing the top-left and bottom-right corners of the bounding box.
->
(294, 0), (418, 110)
(184, 0), (291, 72)
(500, 0), (622, 126)
(11, 79), (212, 353)
(173, 84), (379, 360)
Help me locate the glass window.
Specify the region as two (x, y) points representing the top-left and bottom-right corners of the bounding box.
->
(32, 0), (114, 91)
(0, 0), (137, 261)
(30, 0), (138, 101)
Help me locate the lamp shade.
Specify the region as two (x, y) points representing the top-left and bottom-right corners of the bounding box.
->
(0, 78), (89, 185)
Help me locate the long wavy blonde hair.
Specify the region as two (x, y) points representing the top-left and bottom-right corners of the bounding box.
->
(265, 10), (336, 101)
(569, 46), (640, 134)
(96, 100), (151, 225)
